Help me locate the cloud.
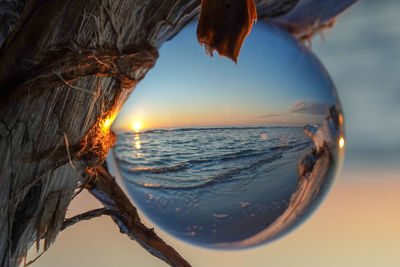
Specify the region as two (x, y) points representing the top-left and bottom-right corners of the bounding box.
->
(258, 112), (285, 119)
(257, 99), (330, 126)
(288, 99), (330, 115)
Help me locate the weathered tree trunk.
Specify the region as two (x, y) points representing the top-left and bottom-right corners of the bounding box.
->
(0, 0), (354, 266)
(0, 1), (199, 266)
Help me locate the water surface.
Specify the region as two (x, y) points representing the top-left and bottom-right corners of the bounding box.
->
(115, 127), (312, 246)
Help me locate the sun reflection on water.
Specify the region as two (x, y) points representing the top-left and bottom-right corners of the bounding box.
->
(135, 140), (141, 150)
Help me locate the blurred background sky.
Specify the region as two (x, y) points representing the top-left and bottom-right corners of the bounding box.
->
(29, 0), (400, 266)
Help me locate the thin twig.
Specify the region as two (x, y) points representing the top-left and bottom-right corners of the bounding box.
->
(71, 184), (85, 200)
(52, 70), (96, 96)
(61, 208), (123, 231)
(23, 250), (45, 266)
(71, 171), (95, 200)
(63, 132), (75, 169)
(92, 55), (114, 71)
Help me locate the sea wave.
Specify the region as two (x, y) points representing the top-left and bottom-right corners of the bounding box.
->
(126, 164), (188, 174)
(186, 148), (264, 164)
(117, 147), (276, 171)
(116, 126), (312, 192)
(123, 152), (284, 190)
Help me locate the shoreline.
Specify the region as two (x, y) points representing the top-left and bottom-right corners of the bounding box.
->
(211, 108), (342, 248)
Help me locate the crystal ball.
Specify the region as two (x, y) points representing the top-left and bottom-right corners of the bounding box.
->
(109, 22), (345, 249)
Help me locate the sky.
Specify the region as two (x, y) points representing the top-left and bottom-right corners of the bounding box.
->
(112, 23), (337, 131)
(28, 0), (400, 266)
(312, 0), (400, 161)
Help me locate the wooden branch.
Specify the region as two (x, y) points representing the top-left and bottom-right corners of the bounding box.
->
(0, 45), (158, 108)
(60, 208), (123, 231)
(87, 166), (191, 267)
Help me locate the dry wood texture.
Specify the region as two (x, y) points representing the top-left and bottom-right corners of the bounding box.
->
(0, 1), (199, 266)
(0, 0), (354, 266)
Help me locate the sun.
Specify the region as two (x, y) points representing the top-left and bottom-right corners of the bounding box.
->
(133, 121), (142, 132)
(339, 137), (345, 149)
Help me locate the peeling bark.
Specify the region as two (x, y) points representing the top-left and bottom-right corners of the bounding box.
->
(197, 0), (257, 63)
(196, 0), (301, 63)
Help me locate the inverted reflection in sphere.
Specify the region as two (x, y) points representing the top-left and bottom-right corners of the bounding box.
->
(110, 22), (345, 249)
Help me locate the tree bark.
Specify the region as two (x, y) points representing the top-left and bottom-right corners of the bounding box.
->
(0, 0), (353, 266)
(0, 1), (199, 266)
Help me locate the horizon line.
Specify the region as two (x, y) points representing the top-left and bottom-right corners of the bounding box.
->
(113, 124), (309, 133)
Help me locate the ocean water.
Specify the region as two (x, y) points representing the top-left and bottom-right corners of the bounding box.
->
(114, 127), (313, 246)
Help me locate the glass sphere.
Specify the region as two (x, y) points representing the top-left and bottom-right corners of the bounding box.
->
(109, 22), (345, 249)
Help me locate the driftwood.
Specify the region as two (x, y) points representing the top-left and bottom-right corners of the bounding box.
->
(0, 1), (199, 266)
(88, 166), (191, 267)
(0, 0), (355, 266)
